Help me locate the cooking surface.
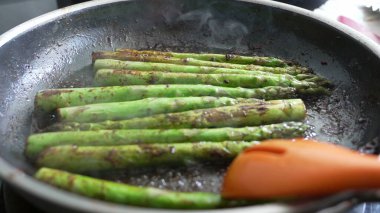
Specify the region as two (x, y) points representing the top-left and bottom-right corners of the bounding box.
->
(0, 0), (379, 213)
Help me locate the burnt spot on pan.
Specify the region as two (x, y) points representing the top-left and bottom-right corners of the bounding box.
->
(304, 84), (369, 147)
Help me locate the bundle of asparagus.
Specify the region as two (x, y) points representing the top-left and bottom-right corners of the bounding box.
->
(27, 122), (307, 159)
(97, 48), (289, 67)
(91, 49), (330, 94)
(35, 85), (296, 113)
(27, 49), (331, 209)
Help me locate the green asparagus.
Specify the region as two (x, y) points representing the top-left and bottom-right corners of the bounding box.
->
(26, 122), (307, 159)
(93, 52), (307, 75)
(35, 85), (296, 113)
(114, 48), (288, 67)
(57, 97), (261, 123)
(36, 141), (256, 172)
(94, 70), (329, 94)
(46, 99), (306, 131)
(35, 167), (249, 209)
(28, 49), (326, 209)
(93, 59), (327, 85)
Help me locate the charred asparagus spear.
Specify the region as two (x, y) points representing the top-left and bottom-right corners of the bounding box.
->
(93, 59), (327, 84)
(35, 85), (296, 113)
(27, 122), (307, 159)
(114, 48), (288, 67)
(94, 70), (329, 95)
(58, 97), (261, 123)
(93, 52), (307, 75)
(36, 141), (256, 172)
(35, 167), (248, 209)
(46, 99), (306, 131)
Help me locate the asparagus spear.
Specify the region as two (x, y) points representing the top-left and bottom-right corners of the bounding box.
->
(35, 85), (296, 113)
(27, 122), (307, 159)
(35, 167), (248, 209)
(94, 70), (329, 94)
(93, 52), (307, 75)
(114, 48), (288, 67)
(57, 97), (261, 123)
(93, 59), (326, 84)
(36, 141), (256, 172)
(46, 99), (306, 131)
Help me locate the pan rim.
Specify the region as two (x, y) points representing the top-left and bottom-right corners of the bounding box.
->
(0, 0), (379, 212)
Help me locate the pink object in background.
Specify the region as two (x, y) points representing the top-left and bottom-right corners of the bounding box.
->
(338, 15), (380, 44)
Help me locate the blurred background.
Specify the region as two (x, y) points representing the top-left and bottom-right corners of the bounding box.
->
(0, 0), (379, 43)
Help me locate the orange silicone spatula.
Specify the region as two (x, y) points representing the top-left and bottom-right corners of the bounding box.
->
(222, 138), (380, 200)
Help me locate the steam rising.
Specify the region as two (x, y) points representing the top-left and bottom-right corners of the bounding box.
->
(177, 8), (248, 46)
(177, 9), (213, 29)
(162, 7), (249, 47)
(207, 19), (248, 45)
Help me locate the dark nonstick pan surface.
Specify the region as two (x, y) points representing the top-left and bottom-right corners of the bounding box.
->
(0, 0), (380, 212)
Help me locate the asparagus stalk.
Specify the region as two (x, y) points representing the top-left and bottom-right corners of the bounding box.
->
(45, 99), (306, 131)
(35, 85), (296, 113)
(114, 48), (288, 67)
(35, 167), (248, 209)
(93, 52), (307, 75)
(94, 70), (329, 94)
(27, 122), (307, 159)
(57, 97), (261, 123)
(93, 59), (325, 84)
(36, 141), (256, 172)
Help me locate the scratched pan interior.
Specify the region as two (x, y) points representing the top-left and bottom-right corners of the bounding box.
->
(0, 0), (380, 212)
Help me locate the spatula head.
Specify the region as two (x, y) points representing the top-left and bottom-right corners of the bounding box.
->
(222, 138), (380, 200)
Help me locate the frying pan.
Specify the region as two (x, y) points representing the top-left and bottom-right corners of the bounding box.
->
(0, 0), (379, 212)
